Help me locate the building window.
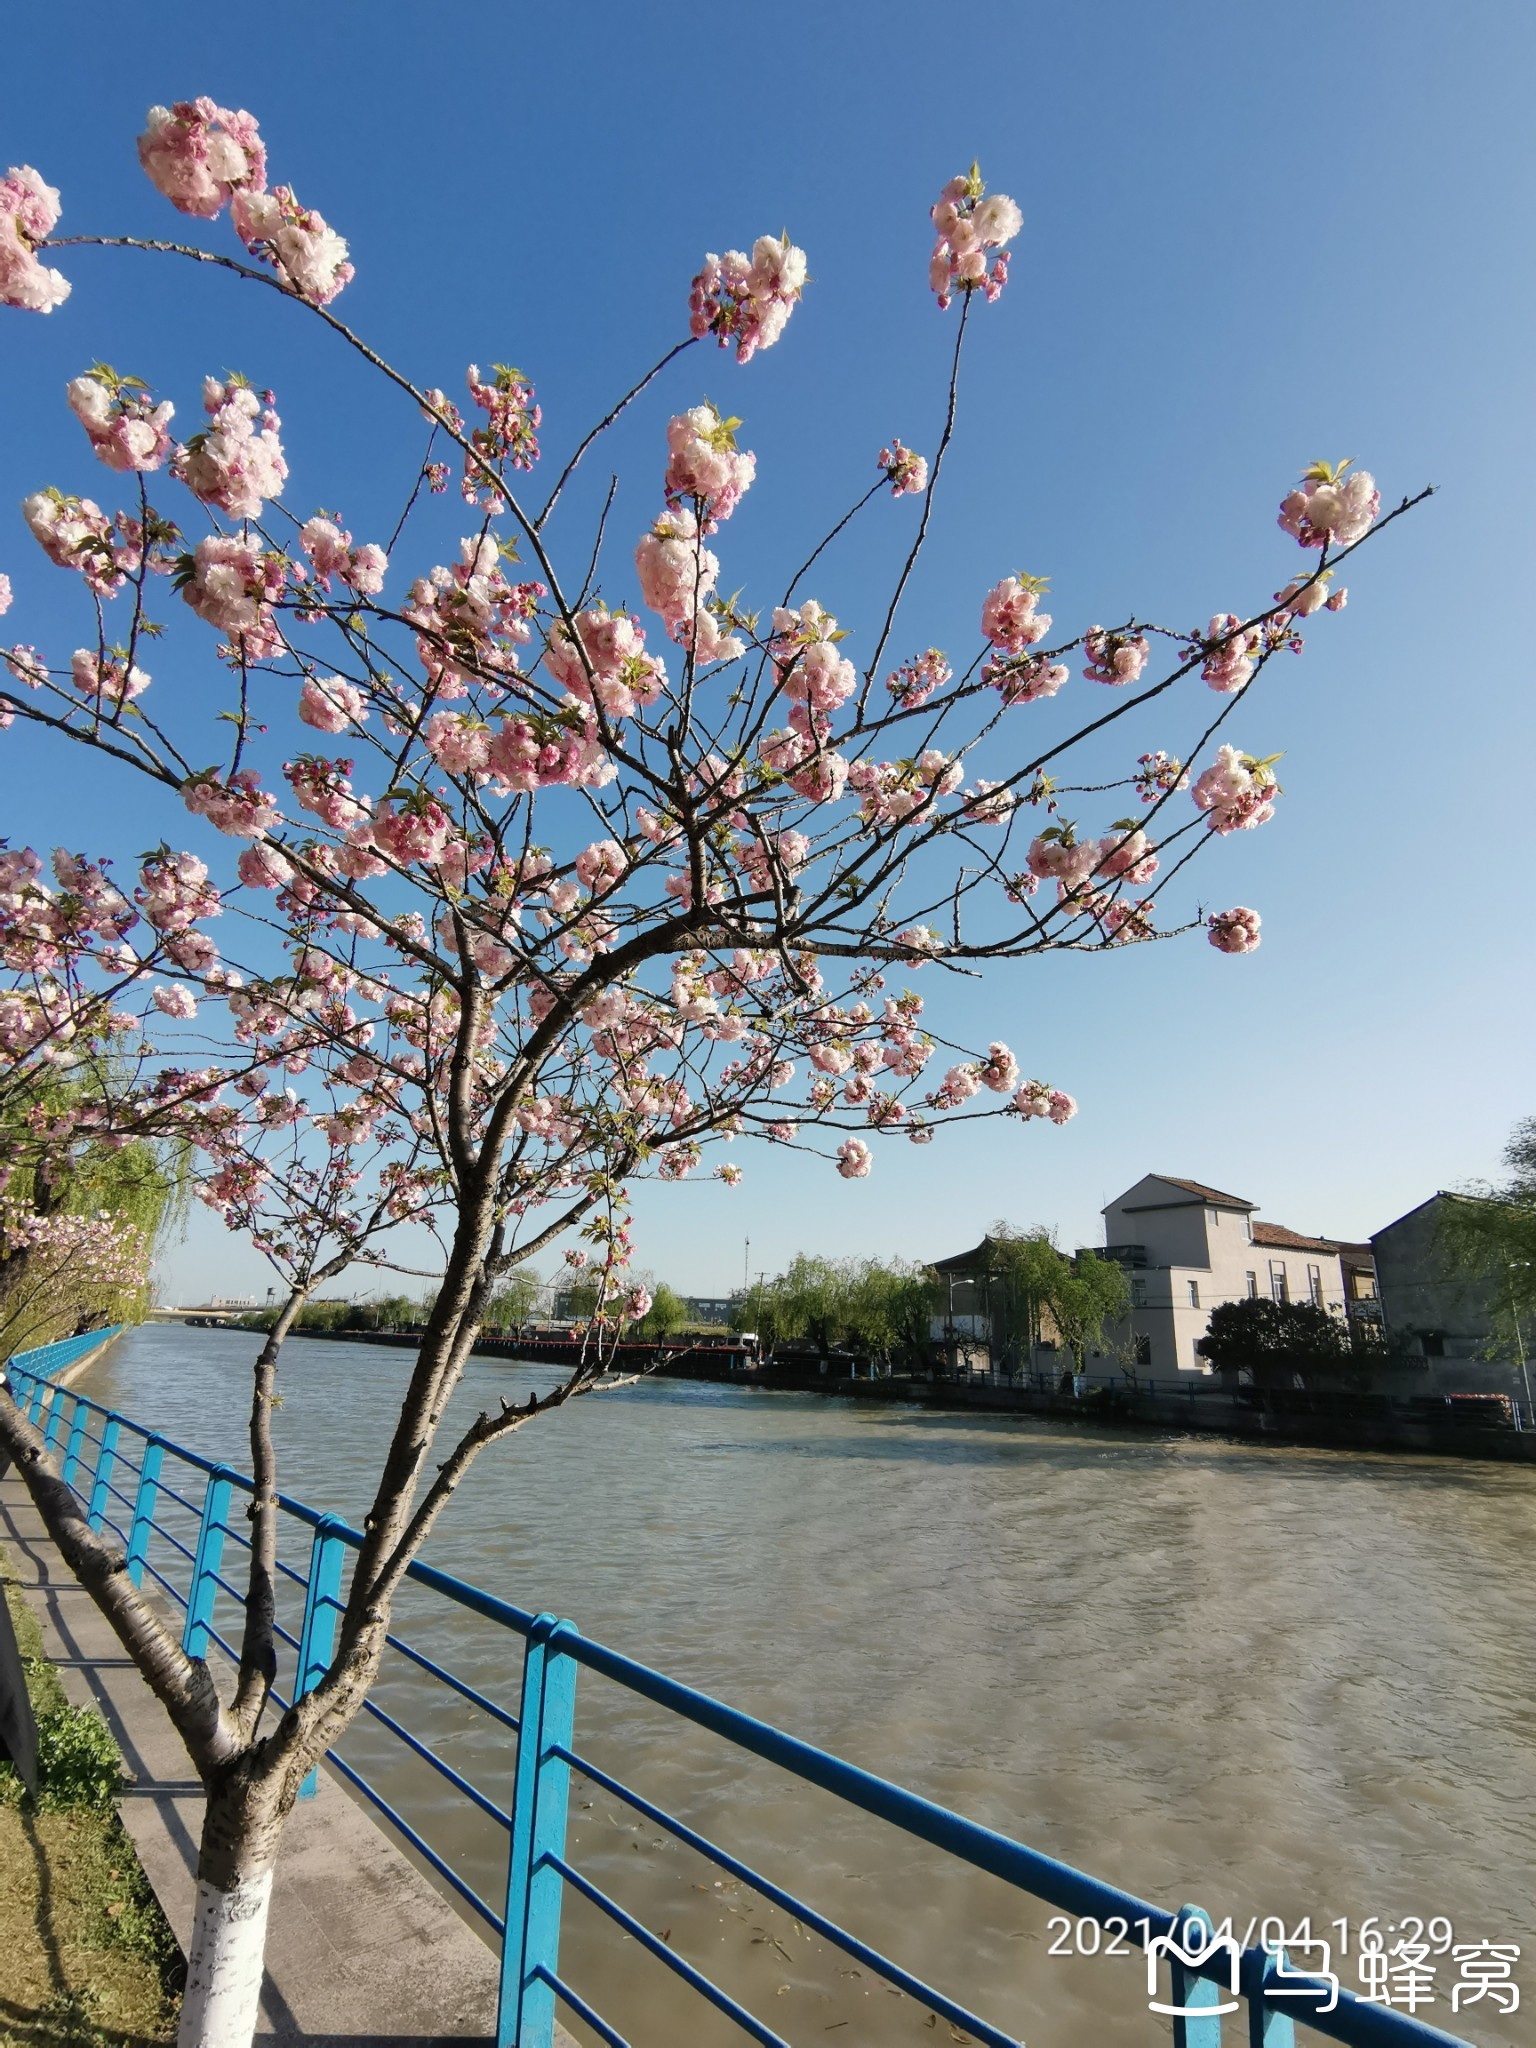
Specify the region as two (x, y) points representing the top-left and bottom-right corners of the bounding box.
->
(1307, 1263), (1323, 1306)
(1131, 1279), (1147, 1307)
(1245, 1271), (1258, 1298)
(1187, 1280), (1200, 1308)
(1135, 1334), (1152, 1367)
(1270, 1261), (1289, 1303)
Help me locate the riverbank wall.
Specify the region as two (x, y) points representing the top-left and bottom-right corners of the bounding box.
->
(287, 1328), (1536, 1462)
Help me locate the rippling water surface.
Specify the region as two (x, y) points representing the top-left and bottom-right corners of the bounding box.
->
(81, 1326), (1535, 2047)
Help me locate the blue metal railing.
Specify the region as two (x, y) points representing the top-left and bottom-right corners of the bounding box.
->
(2, 1337), (1475, 2048)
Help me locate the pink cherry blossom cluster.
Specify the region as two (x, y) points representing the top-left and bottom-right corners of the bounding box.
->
(1275, 572), (1346, 619)
(1278, 461), (1379, 550)
(405, 537), (545, 697)
(757, 703), (847, 807)
(634, 507), (720, 630)
(879, 438), (928, 497)
(232, 187), (353, 306)
(137, 99), (266, 218)
(688, 234), (807, 363)
(70, 648), (150, 709)
(770, 602), (856, 715)
(1191, 746), (1280, 834)
(1134, 751), (1187, 802)
(463, 365), (541, 509)
(174, 377), (287, 520)
(886, 648), (951, 709)
(137, 99), (350, 305)
(1012, 1080), (1077, 1124)
(66, 368), (176, 473)
(298, 519), (387, 597)
(929, 168), (1022, 308)
(179, 534), (287, 660)
(479, 712), (615, 796)
(836, 1137), (872, 1179)
(298, 676), (368, 735)
(0, 1197), (149, 1295)
(674, 601), (746, 668)
(23, 491), (137, 599)
(1083, 627), (1150, 687)
(1097, 824), (1159, 883)
(1200, 613), (1262, 694)
(152, 981), (198, 1019)
(664, 405), (756, 529)
(138, 850), (221, 933)
(981, 574), (1052, 654)
(963, 780), (1017, 826)
(986, 652), (1068, 707)
(285, 754), (371, 835)
(182, 767), (281, 838)
(0, 165), (70, 313)
(849, 750), (963, 829)
(545, 605), (667, 722)
(1026, 826), (1105, 893)
(1208, 906), (1262, 954)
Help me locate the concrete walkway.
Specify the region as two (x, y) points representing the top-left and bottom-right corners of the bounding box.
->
(1, 1466), (575, 2046)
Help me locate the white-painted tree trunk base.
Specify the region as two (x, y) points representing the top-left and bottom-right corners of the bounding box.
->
(177, 1868), (274, 2048)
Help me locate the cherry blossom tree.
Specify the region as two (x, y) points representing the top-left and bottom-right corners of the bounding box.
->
(0, 109), (1427, 2047)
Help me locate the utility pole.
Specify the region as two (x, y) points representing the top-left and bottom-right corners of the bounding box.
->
(744, 1236), (750, 1297)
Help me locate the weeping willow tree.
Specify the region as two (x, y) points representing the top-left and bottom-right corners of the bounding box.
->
(738, 1254), (938, 1370)
(0, 1075), (190, 1354)
(1441, 1114), (1536, 1356)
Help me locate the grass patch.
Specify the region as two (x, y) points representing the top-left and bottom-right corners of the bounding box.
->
(0, 1555), (179, 2046)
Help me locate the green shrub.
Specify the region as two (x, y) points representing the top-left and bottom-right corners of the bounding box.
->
(0, 1698), (123, 1813)
(35, 1700), (122, 1812)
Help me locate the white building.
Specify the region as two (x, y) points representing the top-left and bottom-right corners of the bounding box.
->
(1099, 1175), (1367, 1375)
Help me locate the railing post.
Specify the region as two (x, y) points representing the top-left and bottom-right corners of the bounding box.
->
(26, 1374), (47, 1426)
(88, 1415), (120, 1535)
(1243, 1946), (1297, 2046)
(43, 1383), (67, 1455)
(295, 1516), (347, 1799)
(183, 1467), (234, 1658)
(61, 1395), (88, 1490)
(125, 1437), (165, 1590)
(1167, 1906), (1228, 2047)
(499, 1613), (577, 2048)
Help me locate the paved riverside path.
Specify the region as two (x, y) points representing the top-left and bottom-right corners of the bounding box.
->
(0, 1469), (579, 2046)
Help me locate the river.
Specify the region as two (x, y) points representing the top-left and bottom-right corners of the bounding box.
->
(79, 1325), (1534, 2047)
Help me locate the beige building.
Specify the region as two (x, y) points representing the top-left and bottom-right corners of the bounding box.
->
(1100, 1175), (1373, 1375)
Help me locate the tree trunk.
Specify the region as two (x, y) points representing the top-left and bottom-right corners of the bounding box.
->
(177, 1765), (288, 2048)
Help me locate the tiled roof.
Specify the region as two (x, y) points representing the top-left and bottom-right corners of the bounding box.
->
(1153, 1175), (1255, 1210)
(1251, 1221), (1341, 1254)
(930, 1237), (999, 1273)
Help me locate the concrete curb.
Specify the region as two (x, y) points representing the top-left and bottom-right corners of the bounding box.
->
(0, 1472), (562, 2046)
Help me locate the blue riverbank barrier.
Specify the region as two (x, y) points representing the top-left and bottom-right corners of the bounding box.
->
(4, 1335), (1473, 2048)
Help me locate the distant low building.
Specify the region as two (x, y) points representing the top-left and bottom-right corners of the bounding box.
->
(1098, 1175), (1368, 1375)
(1370, 1193), (1501, 1359)
(685, 1296), (735, 1327)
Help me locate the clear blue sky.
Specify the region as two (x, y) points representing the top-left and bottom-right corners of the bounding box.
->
(4, 1), (1531, 1303)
